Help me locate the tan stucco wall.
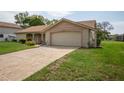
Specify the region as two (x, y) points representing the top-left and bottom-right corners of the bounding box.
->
(45, 21), (90, 47)
(16, 33), (26, 40)
(89, 30), (97, 47)
(82, 29), (89, 47)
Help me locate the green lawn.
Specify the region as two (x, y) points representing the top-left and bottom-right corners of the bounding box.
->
(0, 41), (35, 55)
(25, 41), (124, 81)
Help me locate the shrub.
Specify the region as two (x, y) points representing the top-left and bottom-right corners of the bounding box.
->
(12, 39), (17, 42)
(96, 30), (103, 47)
(27, 38), (32, 41)
(25, 41), (35, 46)
(19, 39), (26, 44)
(97, 38), (101, 47)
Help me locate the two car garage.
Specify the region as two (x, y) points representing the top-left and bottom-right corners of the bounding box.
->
(51, 31), (82, 47)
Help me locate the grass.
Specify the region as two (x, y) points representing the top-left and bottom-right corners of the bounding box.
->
(0, 41), (35, 55)
(24, 41), (124, 81)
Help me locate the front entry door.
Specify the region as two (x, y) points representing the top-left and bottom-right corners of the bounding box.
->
(34, 34), (42, 44)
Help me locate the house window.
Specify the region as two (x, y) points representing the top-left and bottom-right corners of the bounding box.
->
(26, 34), (33, 41)
(0, 34), (3, 38)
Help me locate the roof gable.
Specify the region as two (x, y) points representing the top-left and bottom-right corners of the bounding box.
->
(77, 20), (96, 28)
(44, 18), (94, 32)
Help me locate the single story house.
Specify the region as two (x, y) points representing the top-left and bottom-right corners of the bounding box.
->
(0, 22), (21, 41)
(16, 18), (97, 48)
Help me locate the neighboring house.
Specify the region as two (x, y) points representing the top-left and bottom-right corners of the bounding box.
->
(0, 22), (21, 41)
(109, 34), (124, 41)
(16, 18), (97, 47)
(116, 34), (124, 41)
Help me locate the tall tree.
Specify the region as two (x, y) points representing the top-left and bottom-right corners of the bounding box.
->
(15, 12), (59, 27)
(24, 15), (45, 26)
(96, 21), (114, 46)
(101, 21), (114, 32)
(97, 22), (113, 40)
(14, 12), (29, 27)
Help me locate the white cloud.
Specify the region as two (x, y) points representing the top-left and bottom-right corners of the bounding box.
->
(0, 11), (20, 23)
(46, 11), (73, 18)
(111, 21), (124, 34)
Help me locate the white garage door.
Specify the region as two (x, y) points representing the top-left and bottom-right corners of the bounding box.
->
(51, 31), (82, 47)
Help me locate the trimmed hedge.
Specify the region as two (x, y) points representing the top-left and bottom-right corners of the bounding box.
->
(25, 41), (35, 46)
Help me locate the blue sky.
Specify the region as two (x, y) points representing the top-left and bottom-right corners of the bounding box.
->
(43, 11), (124, 22)
(0, 11), (124, 34)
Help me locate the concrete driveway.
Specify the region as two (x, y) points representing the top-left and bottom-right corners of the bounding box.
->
(0, 46), (77, 81)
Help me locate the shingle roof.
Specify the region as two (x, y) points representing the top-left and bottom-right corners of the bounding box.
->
(0, 22), (21, 29)
(16, 25), (48, 33)
(77, 20), (96, 28)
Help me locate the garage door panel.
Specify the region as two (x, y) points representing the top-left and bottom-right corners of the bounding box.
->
(51, 31), (81, 47)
